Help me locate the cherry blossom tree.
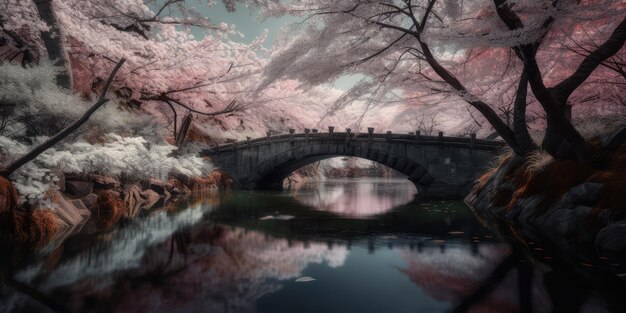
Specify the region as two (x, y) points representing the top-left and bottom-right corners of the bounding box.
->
(257, 0), (626, 162)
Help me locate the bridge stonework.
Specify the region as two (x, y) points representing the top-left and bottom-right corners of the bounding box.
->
(202, 131), (505, 199)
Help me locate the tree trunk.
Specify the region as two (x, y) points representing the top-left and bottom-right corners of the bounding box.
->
(175, 113), (193, 147)
(513, 69), (536, 155)
(32, 0), (71, 89)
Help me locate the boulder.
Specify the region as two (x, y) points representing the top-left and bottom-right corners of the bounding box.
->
(596, 220), (626, 259)
(123, 184), (143, 219)
(140, 189), (160, 210)
(65, 181), (94, 198)
(148, 178), (172, 195)
(564, 182), (604, 206)
(541, 204), (592, 242)
(80, 193), (98, 210)
(53, 170), (65, 192)
(600, 127), (626, 150)
(49, 190), (91, 237)
(92, 175), (120, 189)
(168, 178), (191, 195)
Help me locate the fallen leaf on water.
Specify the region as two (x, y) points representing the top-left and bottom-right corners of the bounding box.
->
(260, 215), (295, 221)
(275, 215), (295, 220)
(432, 239), (446, 243)
(295, 276), (316, 282)
(448, 231), (464, 235)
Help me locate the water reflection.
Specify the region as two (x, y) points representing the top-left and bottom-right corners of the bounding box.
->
(1, 179), (626, 313)
(291, 178), (417, 217)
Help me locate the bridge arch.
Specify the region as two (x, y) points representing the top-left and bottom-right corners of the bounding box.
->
(251, 146), (433, 190)
(202, 131), (504, 199)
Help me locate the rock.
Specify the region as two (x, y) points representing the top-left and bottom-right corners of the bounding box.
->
(148, 178), (172, 195)
(564, 183), (604, 206)
(600, 127), (626, 150)
(53, 170), (65, 192)
(541, 205), (591, 241)
(596, 220), (626, 259)
(80, 194), (98, 210)
(123, 184), (143, 219)
(163, 189), (171, 200)
(92, 175), (120, 189)
(49, 190), (91, 237)
(507, 195), (544, 222)
(65, 181), (94, 198)
(140, 189), (160, 210)
(168, 178), (192, 195)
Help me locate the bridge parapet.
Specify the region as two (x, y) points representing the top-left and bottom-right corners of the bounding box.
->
(205, 131), (505, 153)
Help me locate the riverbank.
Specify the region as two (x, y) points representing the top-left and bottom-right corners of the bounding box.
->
(0, 170), (232, 249)
(465, 128), (626, 279)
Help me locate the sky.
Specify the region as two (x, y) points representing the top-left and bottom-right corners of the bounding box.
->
(180, 1), (363, 91)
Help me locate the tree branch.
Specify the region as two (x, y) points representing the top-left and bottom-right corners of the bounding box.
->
(553, 17), (626, 101)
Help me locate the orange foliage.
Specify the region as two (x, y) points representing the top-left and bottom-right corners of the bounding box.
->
(514, 160), (592, 210)
(185, 126), (215, 145)
(0, 177), (18, 214)
(207, 170), (233, 189)
(95, 190), (124, 229)
(0, 209), (59, 247)
(29, 210), (59, 247)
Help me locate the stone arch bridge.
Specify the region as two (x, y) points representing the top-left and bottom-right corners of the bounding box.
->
(202, 128), (506, 198)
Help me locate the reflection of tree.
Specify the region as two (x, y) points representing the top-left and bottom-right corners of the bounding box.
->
(6, 226), (347, 313)
(398, 245), (552, 313)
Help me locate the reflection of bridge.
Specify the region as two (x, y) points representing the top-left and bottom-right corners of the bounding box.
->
(206, 191), (500, 253)
(203, 129), (505, 198)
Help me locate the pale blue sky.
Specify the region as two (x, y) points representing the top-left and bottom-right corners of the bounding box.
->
(170, 1), (362, 91)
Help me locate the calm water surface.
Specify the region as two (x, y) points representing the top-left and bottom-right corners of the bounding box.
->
(1, 178), (625, 313)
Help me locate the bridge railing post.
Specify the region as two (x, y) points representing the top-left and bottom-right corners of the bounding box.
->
(266, 131), (272, 142)
(415, 130), (421, 141)
(215, 142), (220, 152)
(386, 130), (392, 142)
(368, 127), (374, 142)
(304, 128), (310, 141)
(246, 136), (251, 147)
(289, 128), (295, 140)
(346, 128), (351, 142)
(328, 126), (335, 136)
(438, 131), (444, 148)
(470, 133), (476, 149)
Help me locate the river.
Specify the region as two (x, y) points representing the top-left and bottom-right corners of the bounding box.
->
(0, 178), (625, 313)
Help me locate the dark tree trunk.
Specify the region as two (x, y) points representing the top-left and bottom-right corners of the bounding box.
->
(32, 0), (71, 89)
(513, 69), (536, 155)
(494, 1), (626, 163)
(175, 113), (193, 147)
